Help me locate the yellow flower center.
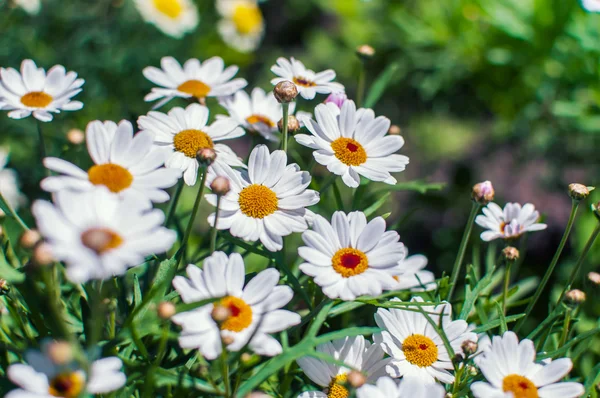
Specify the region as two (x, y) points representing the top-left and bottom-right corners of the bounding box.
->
(88, 163), (134, 193)
(331, 138), (367, 166)
(232, 3), (263, 34)
(173, 129), (214, 158)
(293, 76), (316, 88)
(81, 228), (124, 254)
(502, 374), (539, 398)
(20, 91), (53, 108)
(152, 0), (182, 18)
(219, 296), (253, 332)
(48, 372), (85, 398)
(402, 334), (438, 367)
(327, 374), (349, 398)
(246, 114), (275, 128)
(177, 80), (211, 99)
(331, 248), (368, 277)
(238, 184), (278, 219)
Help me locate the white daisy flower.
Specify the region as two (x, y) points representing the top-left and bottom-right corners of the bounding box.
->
(295, 100), (409, 188)
(143, 56), (247, 107)
(0, 148), (25, 211)
(219, 87), (296, 142)
(32, 188), (176, 283)
(41, 120), (181, 203)
(296, 336), (389, 398)
(582, 0), (600, 12)
(172, 251), (300, 360)
(14, 0), (41, 15)
(0, 60), (83, 122)
(6, 342), (125, 398)
(134, 0), (198, 38)
(356, 376), (447, 398)
(471, 331), (585, 398)
(270, 57), (344, 100)
(390, 252), (436, 292)
(475, 202), (547, 242)
(205, 145), (319, 252)
(374, 296), (477, 384)
(298, 211), (405, 301)
(216, 0), (265, 53)
(138, 103), (245, 186)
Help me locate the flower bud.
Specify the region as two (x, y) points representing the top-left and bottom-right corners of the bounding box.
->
(0, 279), (9, 295)
(81, 229), (113, 254)
(210, 176), (231, 196)
(356, 44), (375, 60)
(565, 289), (586, 305)
(245, 393), (270, 398)
(157, 302), (176, 320)
(212, 304), (231, 324)
(66, 129), (85, 145)
(588, 272), (600, 285)
(502, 246), (520, 262)
(277, 115), (300, 134)
(33, 242), (54, 266)
(19, 229), (41, 249)
(47, 341), (73, 365)
(324, 92), (347, 108)
(222, 335), (235, 345)
(467, 365), (478, 376)
(240, 352), (253, 364)
(452, 353), (464, 365)
(471, 181), (495, 205)
(347, 370), (366, 388)
(273, 81), (298, 103)
(569, 183), (593, 201)
(196, 148), (217, 168)
(388, 125), (401, 135)
(461, 340), (478, 356)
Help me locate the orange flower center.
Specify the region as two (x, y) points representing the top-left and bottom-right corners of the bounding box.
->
(246, 114), (275, 128)
(402, 334), (438, 367)
(81, 228), (123, 254)
(21, 91), (53, 108)
(331, 248), (368, 277)
(88, 163), (133, 193)
(293, 77), (316, 87)
(326, 374), (349, 398)
(238, 184), (278, 219)
(219, 296), (253, 332)
(48, 372), (85, 398)
(177, 80), (211, 99)
(331, 137), (367, 166)
(173, 129), (214, 158)
(152, 0), (183, 18)
(502, 374), (538, 398)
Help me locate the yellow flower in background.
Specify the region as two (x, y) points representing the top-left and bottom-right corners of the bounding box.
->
(134, 0), (199, 38)
(216, 0), (265, 53)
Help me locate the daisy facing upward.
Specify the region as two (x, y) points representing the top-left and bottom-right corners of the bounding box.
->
(475, 202), (547, 241)
(271, 57), (344, 100)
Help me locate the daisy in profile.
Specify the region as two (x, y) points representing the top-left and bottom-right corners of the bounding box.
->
(42, 120), (181, 203)
(134, 0), (198, 38)
(582, 0), (600, 12)
(143, 56), (247, 108)
(374, 296), (477, 384)
(6, 341), (125, 398)
(471, 331), (584, 398)
(296, 336), (389, 398)
(0, 148), (25, 211)
(270, 57), (344, 100)
(216, 0), (265, 53)
(295, 100), (409, 188)
(172, 251), (300, 360)
(32, 188), (176, 283)
(14, 0), (41, 15)
(389, 252), (436, 292)
(219, 87), (296, 142)
(0, 60), (83, 122)
(205, 145), (319, 252)
(475, 202), (547, 241)
(356, 376), (446, 398)
(298, 211), (405, 301)
(138, 103), (245, 185)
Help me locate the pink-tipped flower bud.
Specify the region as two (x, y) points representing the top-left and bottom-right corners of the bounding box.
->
(461, 340), (478, 356)
(33, 242), (54, 266)
(19, 229), (41, 249)
(196, 148), (217, 168)
(588, 272), (600, 285)
(273, 81), (298, 103)
(569, 183), (593, 201)
(211, 305), (231, 324)
(472, 181), (495, 205)
(0, 279), (9, 295)
(157, 302), (176, 320)
(210, 176), (231, 196)
(47, 341), (73, 365)
(222, 335), (235, 345)
(356, 44), (375, 60)
(324, 92), (347, 108)
(347, 370), (366, 388)
(565, 289), (586, 305)
(277, 115), (300, 134)
(388, 125), (402, 135)
(245, 393), (271, 398)
(66, 129), (85, 145)
(502, 246), (520, 262)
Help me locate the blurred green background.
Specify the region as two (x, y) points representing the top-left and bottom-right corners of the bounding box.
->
(2, 0), (600, 379)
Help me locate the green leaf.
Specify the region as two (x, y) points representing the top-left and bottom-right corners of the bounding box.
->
(0, 255), (25, 283)
(363, 192), (390, 218)
(364, 63), (399, 108)
(470, 314), (525, 333)
(378, 180), (445, 194)
(459, 267), (495, 320)
(133, 274), (142, 308)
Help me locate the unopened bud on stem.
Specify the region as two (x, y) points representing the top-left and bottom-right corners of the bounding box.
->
(461, 340), (478, 356)
(347, 370), (366, 388)
(33, 242), (54, 266)
(277, 115), (300, 134)
(588, 272), (600, 285)
(569, 183), (593, 201)
(66, 129), (85, 145)
(388, 125), (401, 135)
(273, 81), (298, 103)
(502, 246), (519, 262)
(472, 181), (495, 205)
(196, 148), (216, 168)
(210, 176), (231, 196)
(222, 335), (234, 345)
(157, 302), (176, 320)
(47, 341), (73, 365)
(19, 229), (41, 249)
(356, 44), (375, 60)
(211, 304), (231, 324)
(565, 289), (586, 305)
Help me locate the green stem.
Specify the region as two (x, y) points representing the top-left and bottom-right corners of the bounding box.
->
(280, 103), (290, 153)
(210, 195), (222, 252)
(332, 180), (344, 211)
(165, 180), (184, 228)
(559, 308), (572, 348)
(36, 120), (49, 177)
(503, 260), (513, 316)
(181, 169), (207, 252)
(357, 66), (366, 108)
(0, 191), (28, 230)
(557, 221), (600, 305)
(220, 343), (231, 397)
(446, 202), (481, 302)
(515, 200), (579, 332)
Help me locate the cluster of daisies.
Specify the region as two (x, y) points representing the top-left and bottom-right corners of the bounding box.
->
(0, 53), (585, 398)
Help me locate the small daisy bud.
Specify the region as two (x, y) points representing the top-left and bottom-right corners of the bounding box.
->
(222, 335), (235, 345)
(324, 92), (347, 108)
(356, 44), (375, 60)
(0, 279), (9, 295)
(471, 180), (495, 205)
(196, 148), (217, 168)
(47, 341), (73, 365)
(468, 365), (478, 376)
(588, 272), (600, 285)
(565, 289), (586, 305)
(81, 229), (113, 254)
(277, 115), (300, 134)
(273, 81), (298, 103)
(568, 183), (593, 201)
(452, 353), (464, 365)
(347, 370), (366, 388)
(19, 229), (41, 249)
(66, 128), (85, 145)
(210, 176), (231, 196)
(502, 246), (520, 262)
(445, 393), (453, 398)
(157, 302), (176, 320)
(212, 305), (231, 324)
(240, 352), (252, 364)
(245, 393), (270, 398)
(388, 125), (402, 135)
(33, 242), (54, 266)
(461, 340), (478, 356)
